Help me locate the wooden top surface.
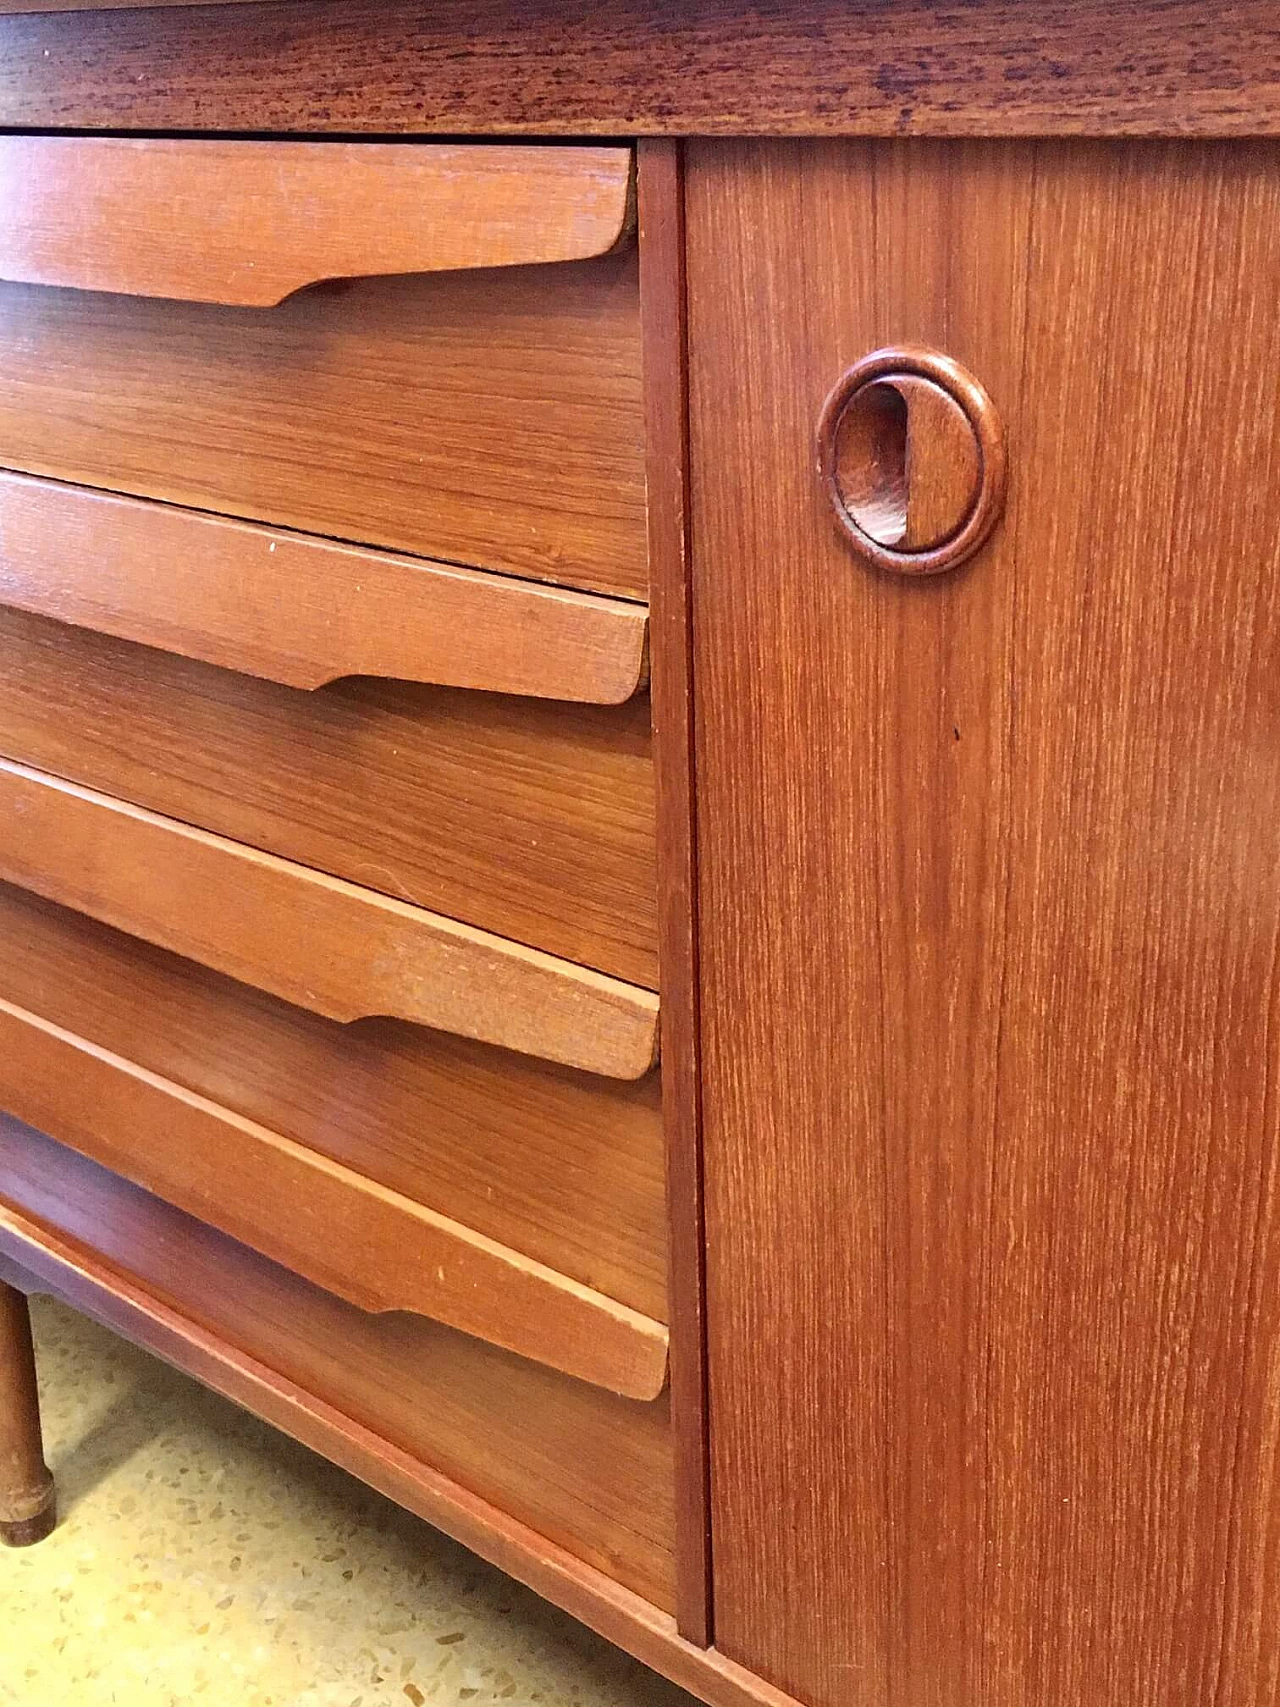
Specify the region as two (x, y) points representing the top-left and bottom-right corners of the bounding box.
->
(0, 0), (1276, 138)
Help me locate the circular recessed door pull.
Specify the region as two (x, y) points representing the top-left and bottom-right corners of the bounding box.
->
(817, 347), (1006, 576)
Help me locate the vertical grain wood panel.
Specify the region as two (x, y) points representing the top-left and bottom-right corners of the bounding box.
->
(638, 137), (712, 1646)
(688, 138), (1280, 1707)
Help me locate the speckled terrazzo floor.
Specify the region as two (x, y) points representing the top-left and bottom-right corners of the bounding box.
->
(0, 1296), (698, 1707)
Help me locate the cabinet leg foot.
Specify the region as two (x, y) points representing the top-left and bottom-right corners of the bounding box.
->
(0, 1279), (55, 1547)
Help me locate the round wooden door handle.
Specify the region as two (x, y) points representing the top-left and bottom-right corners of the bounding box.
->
(817, 347), (1006, 576)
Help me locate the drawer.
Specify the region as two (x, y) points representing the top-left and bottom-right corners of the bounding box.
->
(0, 756), (658, 1079)
(0, 603), (657, 986)
(0, 1116), (676, 1612)
(0, 133), (674, 1598)
(0, 473), (650, 704)
(0, 883), (667, 1398)
(0, 137), (645, 597)
(0, 883), (667, 1322)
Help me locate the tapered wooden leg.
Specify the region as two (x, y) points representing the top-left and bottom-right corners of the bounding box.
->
(0, 1279), (54, 1546)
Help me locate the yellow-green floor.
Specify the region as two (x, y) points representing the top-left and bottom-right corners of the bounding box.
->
(0, 1296), (696, 1707)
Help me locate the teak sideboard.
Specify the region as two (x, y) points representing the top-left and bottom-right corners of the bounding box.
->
(1, 6), (1279, 1705)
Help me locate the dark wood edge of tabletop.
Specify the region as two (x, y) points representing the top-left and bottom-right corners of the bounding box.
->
(0, 0), (1277, 138)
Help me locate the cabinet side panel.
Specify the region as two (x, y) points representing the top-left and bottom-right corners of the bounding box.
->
(688, 138), (1280, 1707)
(638, 137), (713, 1646)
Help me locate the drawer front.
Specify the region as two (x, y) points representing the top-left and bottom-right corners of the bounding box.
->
(0, 998), (666, 1397)
(0, 882), (667, 1323)
(689, 137), (1280, 1707)
(0, 884), (667, 1397)
(0, 473), (650, 704)
(0, 133), (673, 1565)
(0, 605), (657, 987)
(0, 136), (634, 304)
(0, 1116), (676, 1612)
(0, 138), (645, 598)
(0, 757), (658, 1079)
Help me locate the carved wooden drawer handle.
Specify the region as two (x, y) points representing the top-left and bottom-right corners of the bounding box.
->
(0, 137), (634, 306)
(818, 346), (1007, 576)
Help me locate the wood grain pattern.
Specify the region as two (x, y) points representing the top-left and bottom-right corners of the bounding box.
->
(689, 137), (1280, 1707)
(0, 758), (659, 1078)
(0, 881), (667, 1320)
(0, 605), (657, 986)
(0, 1117), (678, 1610)
(0, 0), (1277, 138)
(637, 137), (712, 1650)
(0, 472), (648, 703)
(0, 996), (667, 1398)
(0, 0), (265, 10)
(0, 1276), (54, 1544)
(0, 136), (633, 306)
(0, 248), (646, 598)
(0, 1152), (813, 1707)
